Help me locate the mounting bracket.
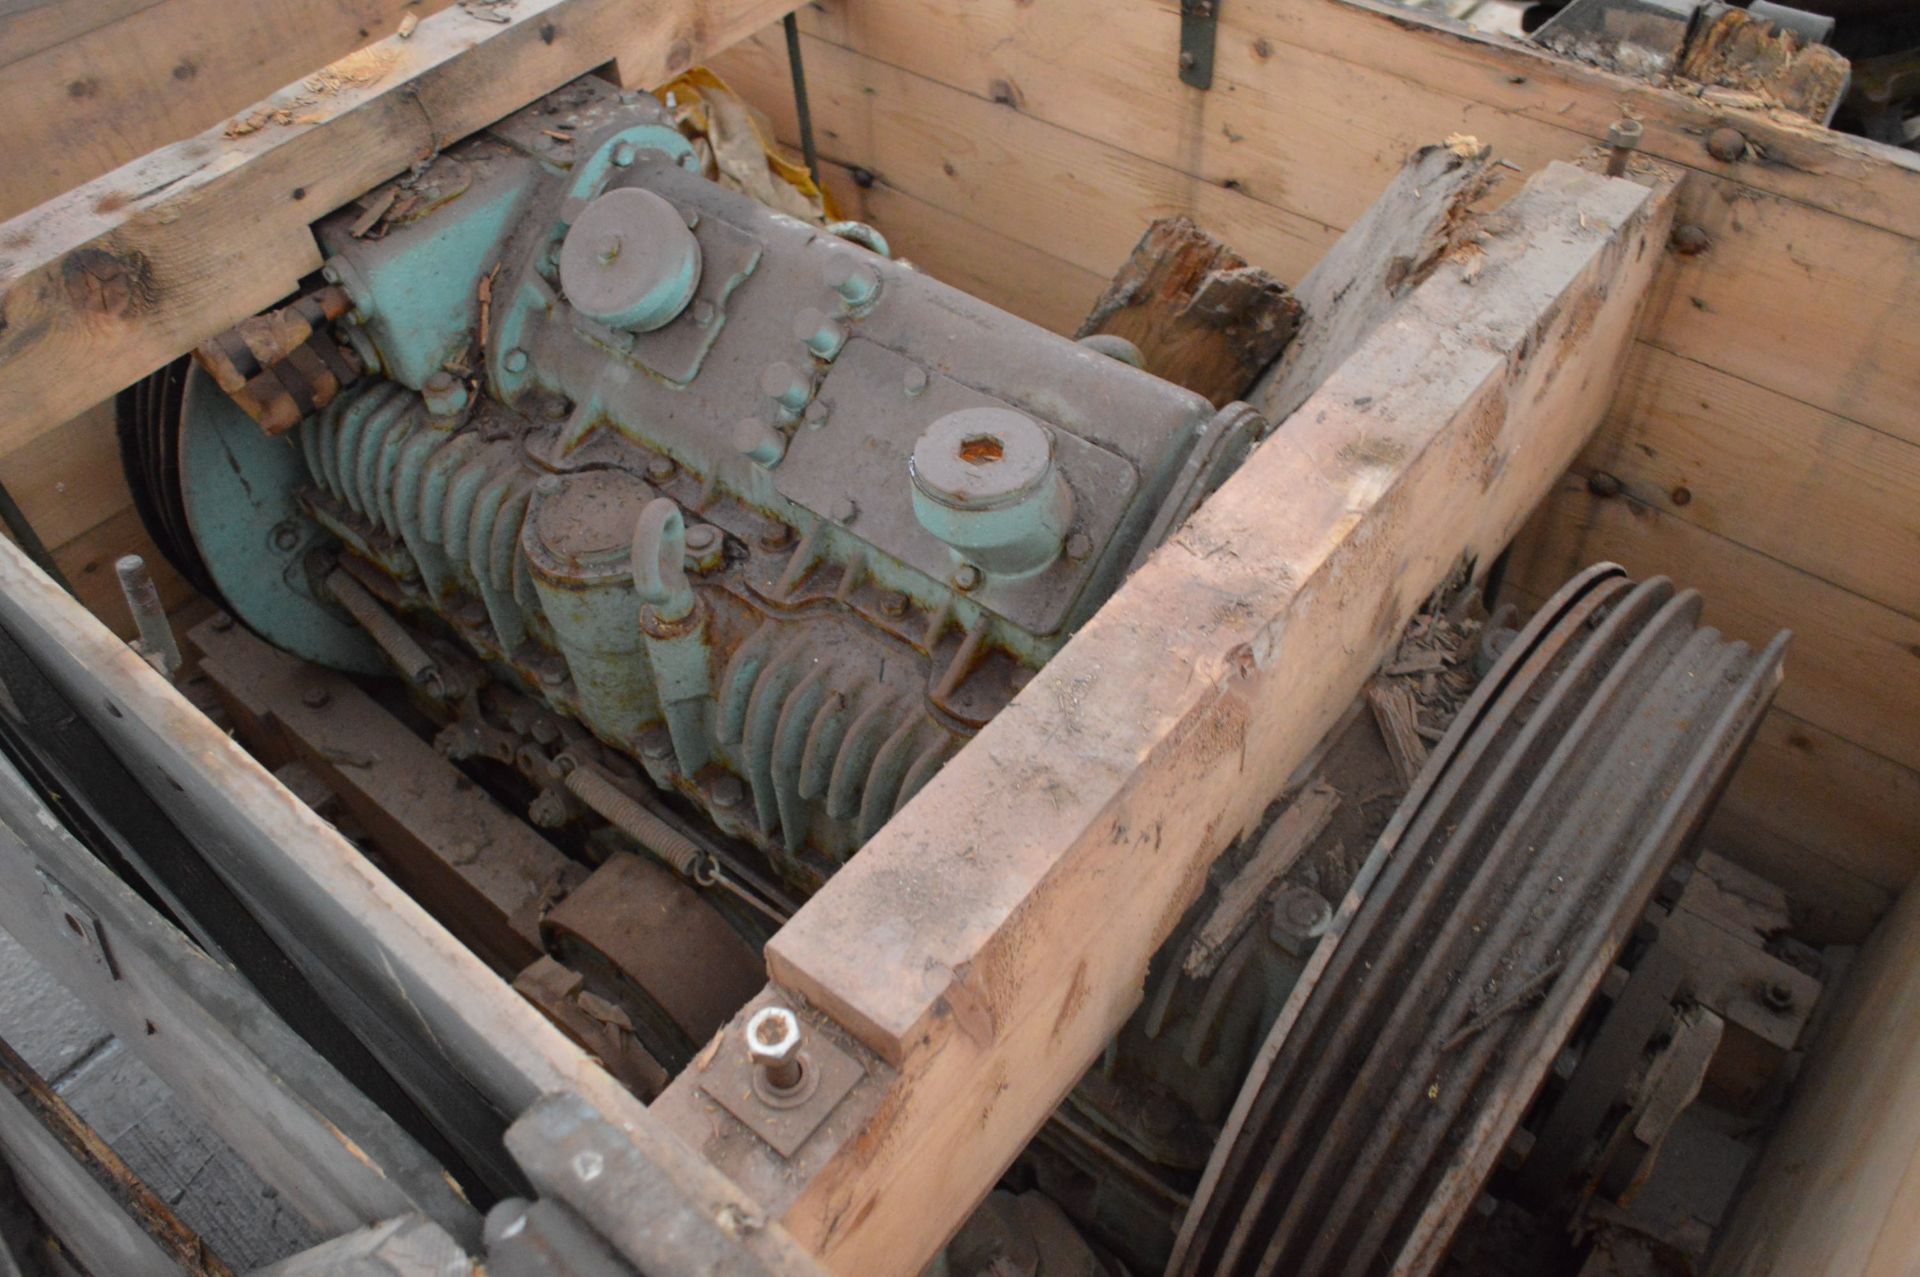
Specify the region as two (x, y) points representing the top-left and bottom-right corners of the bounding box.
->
(1179, 0), (1220, 89)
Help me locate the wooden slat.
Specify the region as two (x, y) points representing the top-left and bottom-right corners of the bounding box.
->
(1509, 478), (1920, 779)
(1709, 874), (1920, 1276)
(1585, 345), (1920, 620)
(0, 0), (458, 220)
(0, 0), (802, 458)
(656, 161), (1675, 1277)
(0, 495), (827, 1277)
(723, 0), (1920, 449)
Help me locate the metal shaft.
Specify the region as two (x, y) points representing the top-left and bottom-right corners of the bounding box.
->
(324, 568), (442, 692)
(783, 12), (821, 192)
(115, 555), (182, 678)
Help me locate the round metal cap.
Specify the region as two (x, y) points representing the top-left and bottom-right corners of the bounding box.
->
(558, 187), (702, 332)
(910, 407), (1054, 511)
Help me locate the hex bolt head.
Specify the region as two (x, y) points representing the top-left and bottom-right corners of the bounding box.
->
(1705, 127), (1747, 163)
(692, 298), (717, 327)
(879, 590), (910, 618)
(803, 400), (831, 431)
(745, 1005), (805, 1093)
(647, 456), (677, 481)
(1604, 118), (1642, 177)
(683, 524), (719, 553)
(611, 142), (636, 167)
(1066, 532), (1094, 562)
(504, 348), (530, 373)
(829, 496), (859, 524)
(794, 307), (847, 360)
(953, 564), (983, 592)
(270, 522), (303, 553)
(903, 366), (930, 398)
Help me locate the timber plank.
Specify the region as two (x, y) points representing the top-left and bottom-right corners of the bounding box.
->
(658, 163), (1674, 1276)
(1587, 344), (1920, 620)
(754, 0), (1920, 449)
(0, 0), (458, 220)
(0, 518), (826, 1277)
(0, 0), (802, 457)
(1510, 477), (1920, 777)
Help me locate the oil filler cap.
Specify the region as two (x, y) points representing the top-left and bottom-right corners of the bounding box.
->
(559, 187), (703, 332)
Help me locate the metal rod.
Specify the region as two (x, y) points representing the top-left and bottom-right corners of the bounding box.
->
(783, 11), (822, 193)
(115, 554), (182, 679)
(0, 475), (74, 597)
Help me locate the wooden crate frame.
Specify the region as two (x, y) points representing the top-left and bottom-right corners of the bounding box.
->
(1, 3), (1916, 1275)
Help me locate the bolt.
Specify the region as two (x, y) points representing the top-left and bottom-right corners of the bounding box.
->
(761, 361), (812, 414)
(1179, 50), (1196, 70)
(301, 685), (331, 709)
(794, 308), (846, 359)
(734, 418), (787, 467)
(803, 400), (830, 430)
(879, 590), (909, 618)
(422, 370), (469, 418)
(757, 523), (796, 552)
(692, 298), (717, 326)
(572, 1150), (604, 1183)
(647, 456), (677, 481)
(1670, 485), (1693, 507)
(1586, 471), (1622, 498)
(953, 564), (983, 592)
(271, 522), (303, 553)
(321, 265), (341, 284)
(1671, 224), (1711, 256)
(829, 496), (858, 524)
(612, 142), (636, 167)
(504, 348), (530, 373)
(711, 774), (746, 810)
(536, 475), (563, 495)
(1066, 532), (1094, 562)
(745, 1005), (805, 1093)
(116, 554), (182, 678)
(682, 207), (700, 230)
(902, 366), (929, 397)
(1762, 982), (1796, 1012)
(1705, 127), (1747, 163)
(822, 256), (880, 308)
(1604, 118), (1643, 177)
(683, 524), (719, 553)
(210, 612), (235, 632)
(595, 233), (623, 264)
(640, 729), (675, 762)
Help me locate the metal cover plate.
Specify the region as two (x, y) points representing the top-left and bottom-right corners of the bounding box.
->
(696, 1011), (865, 1158)
(774, 338), (1138, 637)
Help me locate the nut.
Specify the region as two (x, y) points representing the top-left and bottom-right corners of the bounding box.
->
(746, 1005), (805, 1092)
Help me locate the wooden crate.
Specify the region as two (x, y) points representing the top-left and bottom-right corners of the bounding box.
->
(0, 3), (1915, 1275)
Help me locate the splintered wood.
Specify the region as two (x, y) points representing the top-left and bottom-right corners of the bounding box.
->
(1077, 217), (1301, 407)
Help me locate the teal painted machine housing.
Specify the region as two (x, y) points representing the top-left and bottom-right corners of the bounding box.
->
(179, 76), (1263, 886)
(316, 140), (542, 391)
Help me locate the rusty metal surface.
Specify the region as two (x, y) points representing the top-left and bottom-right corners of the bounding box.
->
(694, 995), (866, 1160)
(542, 853), (763, 1073)
(1169, 565), (1790, 1277)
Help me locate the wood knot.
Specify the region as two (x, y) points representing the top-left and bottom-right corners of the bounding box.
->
(62, 247), (155, 320)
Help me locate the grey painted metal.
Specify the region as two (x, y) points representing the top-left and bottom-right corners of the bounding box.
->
(115, 554), (183, 678)
(1170, 565), (1790, 1277)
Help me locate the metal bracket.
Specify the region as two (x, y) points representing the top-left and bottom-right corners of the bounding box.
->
(1179, 0), (1220, 89)
(37, 871), (119, 982)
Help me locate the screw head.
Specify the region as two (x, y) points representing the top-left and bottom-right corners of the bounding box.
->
(1066, 532), (1094, 562)
(683, 524), (719, 553)
(1586, 471), (1623, 498)
(504, 348), (530, 373)
(953, 564), (983, 591)
(746, 1006), (802, 1066)
(647, 456), (677, 481)
(1705, 127), (1747, 163)
(300, 686), (331, 709)
(270, 522), (303, 553)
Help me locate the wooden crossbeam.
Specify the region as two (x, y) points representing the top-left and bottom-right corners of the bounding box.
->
(0, 0), (800, 457)
(655, 160), (1678, 1276)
